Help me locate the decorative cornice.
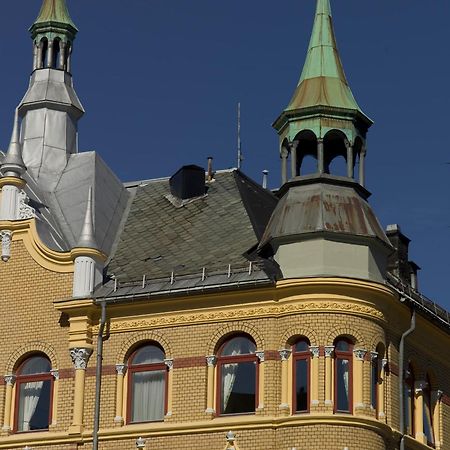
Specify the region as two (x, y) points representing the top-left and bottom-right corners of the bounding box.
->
(354, 349), (368, 361)
(279, 349), (291, 361)
(115, 364), (126, 376)
(206, 355), (217, 367)
(255, 351), (265, 362)
(69, 348), (92, 370)
(324, 346), (335, 358)
(309, 346), (320, 358)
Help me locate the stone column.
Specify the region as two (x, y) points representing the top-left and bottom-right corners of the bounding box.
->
(256, 351), (265, 411)
(414, 382), (426, 444)
(281, 147), (289, 185)
(346, 140), (354, 178)
(317, 139), (324, 174)
(33, 43), (38, 70)
(164, 359), (174, 417)
(114, 364), (126, 426)
(47, 41), (54, 68)
(378, 357), (387, 420)
(205, 356), (217, 415)
(359, 148), (366, 187)
(279, 349), (291, 413)
(289, 141), (299, 178)
(37, 42), (43, 69)
(434, 390), (443, 448)
(353, 349), (367, 413)
(69, 348), (92, 434)
(50, 370), (59, 427)
(2, 375), (15, 433)
(309, 346), (320, 408)
(324, 346), (334, 407)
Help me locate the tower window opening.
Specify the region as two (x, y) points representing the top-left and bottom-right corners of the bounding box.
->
(40, 38), (48, 69)
(52, 39), (61, 69)
(295, 130), (317, 176)
(324, 130), (348, 177)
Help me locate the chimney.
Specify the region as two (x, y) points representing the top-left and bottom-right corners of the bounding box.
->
(169, 165), (206, 200)
(207, 157), (214, 182)
(385, 224), (413, 285)
(262, 170), (269, 189)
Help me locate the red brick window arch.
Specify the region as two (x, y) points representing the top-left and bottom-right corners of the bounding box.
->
(14, 355), (53, 433)
(127, 343), (167, 423)
(216, 335), (258, 415)
(292, 338), (310, 413)
(334, 337), (353, 413)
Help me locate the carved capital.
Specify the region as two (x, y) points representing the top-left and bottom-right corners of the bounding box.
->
(437, 390), (444, 401)
(4, 375), (15, 386)
(278, 349), (291, 361)
(115, 364), (126, 376)
(324, 346), (335, 358)
(370, 351), (378, 362)
(70, 348), (92, 370)
(382, 358), (388, 370)
(309, 346), (320, 358)
(0, 230), (12, 262)
(354, 349), (367, 361)
(255, 351), (265, 362)
(289, 140), (299, 151)
(206, 355), (217, 367)
(50, 369), (59, 380)
(164, 359), (174, 370)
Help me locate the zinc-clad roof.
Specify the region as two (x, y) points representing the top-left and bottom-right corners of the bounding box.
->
(108, 170), (278, 283)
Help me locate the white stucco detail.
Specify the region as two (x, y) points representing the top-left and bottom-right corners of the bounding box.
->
(72, 255), (103, 298)
(0, 185), (19, 221)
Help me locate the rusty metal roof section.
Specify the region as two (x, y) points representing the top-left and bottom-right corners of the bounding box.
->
(258, 175), (391, 252)
(34, 0), (77, 30)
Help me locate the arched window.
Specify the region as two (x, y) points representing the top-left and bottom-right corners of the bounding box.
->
(217, 335), (257, 415)
(371, 352), (379, 412)
(423, 375), (435, 447)
(334, 338), (353, 413)
(404, 364), (415, 436)
(52, 39), (61, 69)
(292, 338), (310, 413)
(40, 38), (48, 68)
(127, 344), (167, 423)
(15, 355), (52, 432)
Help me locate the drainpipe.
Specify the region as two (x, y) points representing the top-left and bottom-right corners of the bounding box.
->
(399, 308), (416, 450)
(93, 301), (107, 450)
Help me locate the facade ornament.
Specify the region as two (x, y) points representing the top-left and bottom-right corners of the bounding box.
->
(69, 348), (92, 370)
(50, 369), (59, 380)
(17, 191), (35, 220)
(354, 349), (367, 361)
(437, 390), (444, 401)
(206, 355), (217, 367)
(135, 437), (146, 449)
(1, 230), (12, 262)
(415, 387), (424, 395)
(226, 430), (236, 447)
(4, 375), (15, 386)
(164, 359), (174, 370)
(255, 351), (265, 362)
(115, 364), (126, 376)
(382, 358), (388, 370)
(324, 346), (335, 358)
(309, 346), (320, 358)
(370, 351), (378, 361)
(278, 349), (291, 361)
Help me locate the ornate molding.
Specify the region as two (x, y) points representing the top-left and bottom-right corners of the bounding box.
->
(324, 346), (335, 358)
(108, 300), (385, 334)
(354, 349), (368, 361)
(4, 375), (15, 385)
(279, 349), (291, 361)
(50, 369), (59, 380)
(115, 364), (126, 376)
(69, 348), (92, 370)
(255, 351), (265, 362)
(206, 355), (217, 367)
(0, 230), (12, 262)
(17, 191), (35, 220)
(309, 346), (320, 358)
(164, 359), (174, 370)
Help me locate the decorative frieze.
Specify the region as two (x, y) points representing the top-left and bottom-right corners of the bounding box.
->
(69, 348), (92, 370)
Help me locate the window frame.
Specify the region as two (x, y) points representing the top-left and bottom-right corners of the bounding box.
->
(292, 338), (310, 414)
(334, 338), (353, 414)
(13, 355), (53, 434)
(126, 343), (168, 424)
(216, 334), (259, 416)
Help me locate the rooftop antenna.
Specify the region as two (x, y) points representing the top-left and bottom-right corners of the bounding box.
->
(237, 102), (243, 170)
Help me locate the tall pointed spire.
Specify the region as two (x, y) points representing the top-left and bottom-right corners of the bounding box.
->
(34, 0), (77, 30)
(1, 109), (26, 178)
(76, 187), (98, 249)
(287, 0), (362, 112)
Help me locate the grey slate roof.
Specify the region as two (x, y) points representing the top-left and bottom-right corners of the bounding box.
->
(107, 169), (278, 284)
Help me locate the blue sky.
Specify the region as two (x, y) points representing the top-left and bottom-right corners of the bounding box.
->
(0, 1), (449, 308)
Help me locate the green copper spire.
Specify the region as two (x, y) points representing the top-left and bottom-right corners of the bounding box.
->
(34, 0), (77, 30)
(287, 0), (360, 112)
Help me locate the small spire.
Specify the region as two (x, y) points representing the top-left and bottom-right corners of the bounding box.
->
(34, 0), (77, 30)
(287, 0), (363, 113)
(1, 109), (26, 178)
(77, 187), (98, 249)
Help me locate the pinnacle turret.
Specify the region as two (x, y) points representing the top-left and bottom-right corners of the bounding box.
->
(76, 187), (98, 250)
(1, 110), (26, 178)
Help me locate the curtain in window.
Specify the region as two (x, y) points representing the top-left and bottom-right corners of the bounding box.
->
(131, 370), (165, 422)
(18, 381), (44, 431)
(222, 345), (244, 410)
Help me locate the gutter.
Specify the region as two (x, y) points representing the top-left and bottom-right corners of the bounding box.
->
(399, 308), (416, 450)
(93, 300), (107, 450)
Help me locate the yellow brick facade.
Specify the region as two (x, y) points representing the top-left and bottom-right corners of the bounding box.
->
(0, 227), (448, 450)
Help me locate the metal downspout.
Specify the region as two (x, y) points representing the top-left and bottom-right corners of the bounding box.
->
(93, 301), (107, 450)
(399, 308), (416, 450)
